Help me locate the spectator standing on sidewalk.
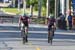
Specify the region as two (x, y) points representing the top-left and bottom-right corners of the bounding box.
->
(67, 14), (72, 30)
(58, 13), (66, 30)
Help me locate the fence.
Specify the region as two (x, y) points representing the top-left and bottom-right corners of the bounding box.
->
(0, 16), (48, 25)
(0, 16), (19, 23)
(30, 17), (48, 24)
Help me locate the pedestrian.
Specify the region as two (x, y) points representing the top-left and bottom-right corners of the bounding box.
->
(58, 13), (66, 30)
(60, 14), (66, 30)
(67, 14), (72, 30)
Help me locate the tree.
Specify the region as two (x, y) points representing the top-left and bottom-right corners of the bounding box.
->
(26, 0), (55, 16)
(50, 0), (55, 14)
(12, 0), (16, 7)
(38, 0), (42, 17)
(29, 0), (38, 17)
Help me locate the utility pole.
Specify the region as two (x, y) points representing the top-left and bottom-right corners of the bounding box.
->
(38, 0), (42, 17)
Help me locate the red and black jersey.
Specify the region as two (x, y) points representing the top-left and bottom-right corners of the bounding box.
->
(20, 16), (29, 26)
(48, 17), (56, 30)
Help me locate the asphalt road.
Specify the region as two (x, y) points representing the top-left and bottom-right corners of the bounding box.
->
(0, 23), (75, 50)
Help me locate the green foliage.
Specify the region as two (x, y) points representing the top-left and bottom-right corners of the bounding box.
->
(42, 7), (46, 16)
(12, 0), (55, 16)
(50, 0), (55, 14)
(42, 0), (46, 7)
(34, 4), (38, 11)
(30, 0), (38, 6)
(26, 0), (30, 6)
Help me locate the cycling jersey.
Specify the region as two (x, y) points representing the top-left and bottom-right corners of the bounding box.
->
(48, 17), (56, 30)
(20, 16), (29, 27)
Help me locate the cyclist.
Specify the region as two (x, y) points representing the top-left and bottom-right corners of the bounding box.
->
(19, 14), (29, 43)
(48, 16), (56, 44)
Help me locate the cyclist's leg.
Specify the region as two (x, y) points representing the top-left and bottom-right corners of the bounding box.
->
(48, 26), (52, 43)
(50, 31), (53, 45)
(21, 23), (24, 37)
(23, 37), (25, 44)
(52, 25), (55, 37)
(20, 23), (24, 37)
(22, 25), (27, 44)
(26, 34), (28, 42)
(26, 26), (28, 42)
(25, 26), (28, 42)
(50, 27), (55, 45)
(48, 30), (50, 43)
(52, 28), (54, 37)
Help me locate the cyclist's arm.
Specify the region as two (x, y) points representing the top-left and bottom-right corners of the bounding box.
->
(28, 17), (31, 24)
(54, 22), (56, 27)
(54, 20), (56, 29)
(19, 17), (21, 27)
